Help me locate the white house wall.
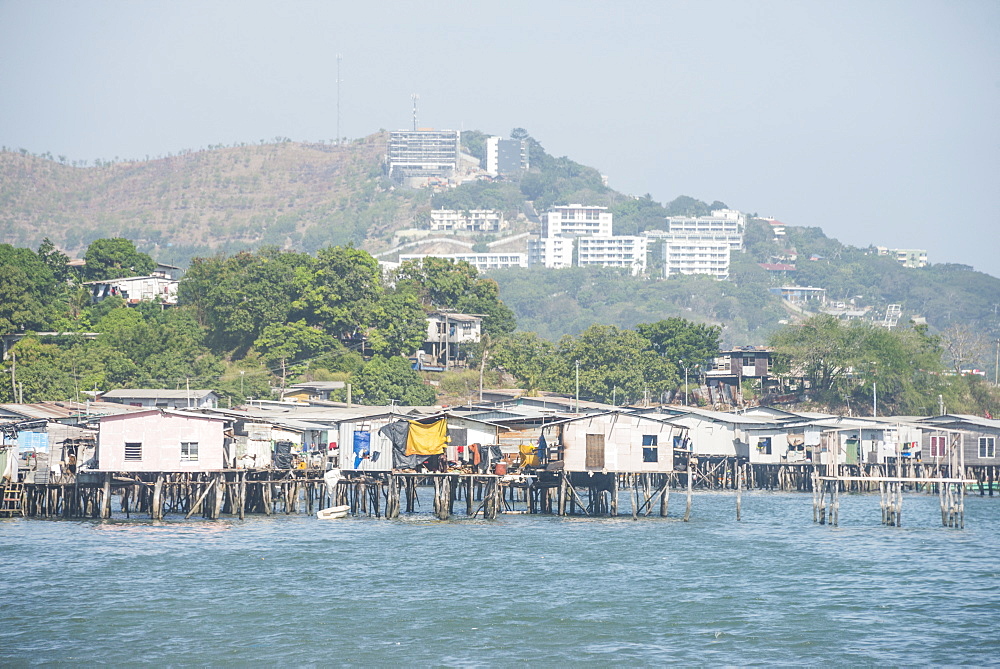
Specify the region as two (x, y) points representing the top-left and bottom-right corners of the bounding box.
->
(561, 414), (678, 473)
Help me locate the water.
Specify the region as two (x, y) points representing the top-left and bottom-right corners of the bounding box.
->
(2, 492), (999, 666)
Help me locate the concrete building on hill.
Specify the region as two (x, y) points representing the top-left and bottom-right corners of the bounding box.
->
(429, 209), (506, 232)
(387, 130), (460, 183)
(665, 209), (746, 251)
(876, 247), (928, 268)
(398, 252), (527, 272)
(527, 236), (574, 269)
(662, 237), (732, 279)
(485, 137), (529, 176)
(577, 236), (648, 275)
(541, 205), (613, 237)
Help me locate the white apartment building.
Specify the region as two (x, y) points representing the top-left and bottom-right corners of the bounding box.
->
(429, 209), (506, 232)
(666, 208), (747, 250)
(398, 253), (527, 272)
(577, 236), (648, 275)
(527, 236), (574, 269)
(541, 204), (613, 237)
(664, 238), (731, 279)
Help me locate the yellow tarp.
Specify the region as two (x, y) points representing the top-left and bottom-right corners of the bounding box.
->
(406, 419), (448, 456)
(518, 443), (540, 467)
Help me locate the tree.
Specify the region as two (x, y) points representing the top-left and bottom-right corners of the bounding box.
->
(254, 320), (336, 390)
(83, 238), (155, 280)
(635, 318), (722, 371)
(394, 258), (516, 336)
(0, 245), (62, 335)
(489, 332), (557, 393)
(554, 324), (677, 404)
(293, 246), (383, 337)
(367, 291), (427, 357)
(352, 355), (436, 406)
(179, 248), (310, 353)
(37, 238), (70, 283)
(940, 323), (990, 374)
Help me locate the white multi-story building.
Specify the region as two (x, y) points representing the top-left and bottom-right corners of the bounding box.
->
(429, 209), (506, 232)
(666, 208), (746, 250)
(664, 238), (731, 279)
(398, 253), (527, 272)
(527, 236), (574, 269)
(577, 236), (648, 275)
(387, 129), (460, 180)
(541, 205), (613, 238)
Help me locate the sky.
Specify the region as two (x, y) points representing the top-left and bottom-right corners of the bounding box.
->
(1, 0), (998, 276)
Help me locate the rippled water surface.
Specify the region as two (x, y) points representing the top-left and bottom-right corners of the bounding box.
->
(2, 491), (999, 666)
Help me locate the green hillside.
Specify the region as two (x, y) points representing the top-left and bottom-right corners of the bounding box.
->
(3, 130), (998, 364)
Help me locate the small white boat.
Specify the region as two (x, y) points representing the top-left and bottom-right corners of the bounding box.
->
(317, 504), (350, 520)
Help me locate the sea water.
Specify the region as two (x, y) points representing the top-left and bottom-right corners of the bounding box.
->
(2, 492), (999, 666)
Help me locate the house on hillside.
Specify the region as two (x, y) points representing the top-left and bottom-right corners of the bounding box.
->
(422, 311), (482, 367)
(96, 409), (228, 472)
(282, 381), (346, 404)
(705, 347), (774, 405)
(85, 275), (179, 305)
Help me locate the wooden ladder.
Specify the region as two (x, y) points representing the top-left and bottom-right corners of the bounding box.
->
(1, 481), (25, 517)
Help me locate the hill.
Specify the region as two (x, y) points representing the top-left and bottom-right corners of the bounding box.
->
(3, 130), (998, 361)
(0, 135), (428, 265)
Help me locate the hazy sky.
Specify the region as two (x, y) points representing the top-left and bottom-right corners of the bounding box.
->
(2, 0), (998, 276)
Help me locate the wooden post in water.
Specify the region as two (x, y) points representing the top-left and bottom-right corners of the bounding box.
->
(683, 457), (694, 522)
(152, 472), (164, 520)
(736, 461), (742, 521)
(100, 472), (112, 519)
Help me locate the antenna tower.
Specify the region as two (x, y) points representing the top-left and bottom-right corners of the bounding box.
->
(336, 54), (342, 144)
(411, 93), (419, 131)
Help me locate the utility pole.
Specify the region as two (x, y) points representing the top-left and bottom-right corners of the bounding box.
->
(9, 351), (15, 402)
(995, 338), (999, 388)
(873, 381), (877, 417)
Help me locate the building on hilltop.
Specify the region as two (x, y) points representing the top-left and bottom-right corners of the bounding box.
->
(665, 208), (746, 251)
(429, 209), (506, 232)
(485, 137), (529, 176)
(876, 246), (928, 268)
(387, 129), (460, 184)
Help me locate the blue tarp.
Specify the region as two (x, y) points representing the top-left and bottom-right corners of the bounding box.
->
(18, 431), (48, 453)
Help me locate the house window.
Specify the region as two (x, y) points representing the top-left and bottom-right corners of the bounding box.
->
(929, 435), (946, 458)
(642, 435), (658, 463)
(585, 433), (605, 469)
(181, 442), (199, 462)
(757, 437), (772, 455)
(124, 442), (142, 461)
(979, 437), (996, 459)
